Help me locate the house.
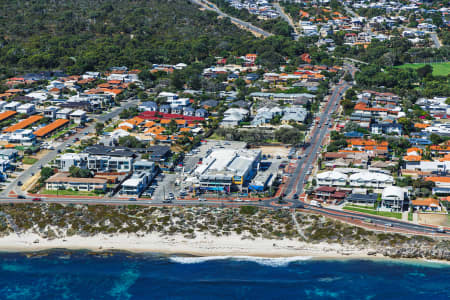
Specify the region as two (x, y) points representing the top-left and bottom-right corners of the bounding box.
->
(56, 108), (72, 119)
(349, 172), (394, 188)
(281, 107), (307, 124)
(425, 177), (450, 195)
(4, 101), (20, 111)
(346, 193), (378, 206)
(1, 129), (36, 145)
(183, 107), (195, 116)
(44, 106), (59, 120)
(195, 108), (208, 118)
(200, 100), (219, 109)
(45, 172), (107, 192)
(371, 122), (403, 135)
(380, 186), (408, 212)
(69, 110), (87, 124)
(221, 108), (249, 127)
(159, 104), (171, 113)
(172, 106), (183, 115)
(411, 198), (442, 212)
(138, 101), (158, 112)
(0, 149), (18, 161)
(316, 171), (348, 186)
(17, 103), (35, 115)
(56, 153), (85, 171)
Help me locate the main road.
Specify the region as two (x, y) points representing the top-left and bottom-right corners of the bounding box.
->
(189, 0), (273, 38)
(2, 98), (140, 198)
(284, 81), (349, 197)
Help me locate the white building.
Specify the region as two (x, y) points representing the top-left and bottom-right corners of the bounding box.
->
(69, 110), (87, 124)
(349, 172), (394, 188)
(380, 186), (407, 212)
(45, 172), (107, 192)
(17, 103), (36, 115)
(316, 171), (348, 187)
(4, 101), (20, 111)
(221, 108), (249, 127)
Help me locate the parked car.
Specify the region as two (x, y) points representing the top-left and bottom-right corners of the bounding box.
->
(17, 195), (26, 199)
(129, 198), (137, 201)
(32, 198), (42, 202)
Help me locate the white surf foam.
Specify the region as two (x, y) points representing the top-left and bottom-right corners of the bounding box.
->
(169, 255), (313, 267)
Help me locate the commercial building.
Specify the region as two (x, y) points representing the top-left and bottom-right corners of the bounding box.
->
(45, 172), (107, 192)
(192, 148), (261, 192)
(119, 171), (155, 197)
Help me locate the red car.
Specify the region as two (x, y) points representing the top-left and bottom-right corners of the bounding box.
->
(32, 198), (42, 202)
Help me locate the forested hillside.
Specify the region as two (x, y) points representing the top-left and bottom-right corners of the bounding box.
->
(0, 0), (306, 75)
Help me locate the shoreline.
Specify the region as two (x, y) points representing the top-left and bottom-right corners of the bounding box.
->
(0, 232), (378, 259)
(0, 232), (447, 264)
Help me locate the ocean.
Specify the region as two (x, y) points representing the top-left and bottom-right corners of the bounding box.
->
(0, 251), (448, 299)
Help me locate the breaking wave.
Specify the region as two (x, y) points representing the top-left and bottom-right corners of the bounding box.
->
(169, 255), (313, 267)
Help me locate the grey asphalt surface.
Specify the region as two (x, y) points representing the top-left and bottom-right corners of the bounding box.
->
(190, 0), (273, 37)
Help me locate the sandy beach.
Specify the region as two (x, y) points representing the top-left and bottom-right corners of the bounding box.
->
(0, 232), (378, 259)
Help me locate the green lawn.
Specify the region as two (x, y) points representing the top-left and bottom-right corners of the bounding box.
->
(396, 62), (450, 76)
(50, 123), (78, 140)
(41, 189), (102, 196)
(343, 205), (402, 220)
(22, 157), (38, 165)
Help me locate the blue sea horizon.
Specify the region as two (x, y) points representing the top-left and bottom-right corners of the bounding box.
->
(0, 250), (448, 299)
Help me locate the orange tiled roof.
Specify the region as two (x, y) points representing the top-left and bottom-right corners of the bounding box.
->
(411, 198), (440, 207)
(347, 139), (388, 147)
(155, 134), (169, 140)
(0, 111), (17, 122)
(33, 119), (69, 137)
(403, 155), (422, 162)
(3, 115), (43, 132)
(143, 121), (156, 128)
(425, 177), (450, 183)
(407, 147), (423, 154)
(145, 126), (165, 135)
(414, 123), (430, 129)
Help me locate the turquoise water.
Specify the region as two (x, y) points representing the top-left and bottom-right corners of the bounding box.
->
(0, 251), (448, 299)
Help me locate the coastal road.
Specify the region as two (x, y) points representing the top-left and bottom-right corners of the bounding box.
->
(189, 0), (273, 38)
(2, 98), (140, 198)
(306, 205), (446, 236)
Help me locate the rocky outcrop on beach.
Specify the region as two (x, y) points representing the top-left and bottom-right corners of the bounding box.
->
(378, 246), (450, 261)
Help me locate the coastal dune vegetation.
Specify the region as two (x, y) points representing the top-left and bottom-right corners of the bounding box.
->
(0, 204), (448, 260)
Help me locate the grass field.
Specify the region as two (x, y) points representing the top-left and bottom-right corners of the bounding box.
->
(41, 189), (102, 196)
(22, 157), (38, 165)
(343, 205), (402, 220)
(397, 62), (450, 76)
